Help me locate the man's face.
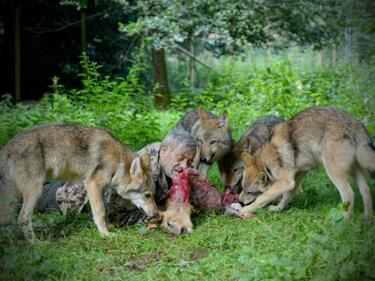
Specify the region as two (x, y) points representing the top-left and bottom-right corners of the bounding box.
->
(160, 143), (196, 179)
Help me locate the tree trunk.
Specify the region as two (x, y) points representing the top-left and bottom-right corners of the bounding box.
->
(331, 45), (337, 67)
(344, 27), (353, 63)
(81, 9), (87, 53)
(152, 48), (170, 108)
(318, 48), (325, 67)
(189, 37), (197, 90)
(14, 0), (21, 103)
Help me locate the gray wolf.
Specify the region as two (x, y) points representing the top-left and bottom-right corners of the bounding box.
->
(0, 124), (158, 242)
(232, 107), (375, 219)
(219, 115), (284, 192)
(176, 108), (232, 177)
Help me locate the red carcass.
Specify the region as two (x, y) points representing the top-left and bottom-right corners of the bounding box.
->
(169, 168), (244, 217)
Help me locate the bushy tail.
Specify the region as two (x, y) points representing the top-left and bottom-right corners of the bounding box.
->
(368, 141), (375, 180)
(357, 139), (375, 180)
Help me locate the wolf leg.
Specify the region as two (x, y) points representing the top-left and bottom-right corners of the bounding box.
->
(18, 183), (43, 244)
(268, 191), (293, 212)
(353, 166), (373, 217)
(295, 171), (307, 194)
(323, 160), (354, 219)
(85, 179), (109, 236)
(268, 171), (306, 212)
(0, 183), (19, 226)
(238, 176), (295, 214)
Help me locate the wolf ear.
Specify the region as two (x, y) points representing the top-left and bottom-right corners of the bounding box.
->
(241, 151), (254, 166)
(244, 136), (252, 152)
(217, 110), (228, 128)
(257, 172), (268, 183)
(140, 153), (151, 171)
(263, 165), (274, 181)
(130, 156), (142, 177)
(237, 136), (251, 153)
(198, 108), (209, 126)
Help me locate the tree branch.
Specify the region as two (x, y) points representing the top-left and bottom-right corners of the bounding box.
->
(175, 45), (215, 71)
(22, 5), (122, 34)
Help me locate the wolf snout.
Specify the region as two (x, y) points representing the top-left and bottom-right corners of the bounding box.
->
(200, 154), (214, 164)
(180, 227), (188, 235)
(142, 204), (160, 218)
(147, 209), (160, 218)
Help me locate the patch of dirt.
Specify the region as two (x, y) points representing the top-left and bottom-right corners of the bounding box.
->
(124, 251), (163, 272)
(189, 248), (208, 261)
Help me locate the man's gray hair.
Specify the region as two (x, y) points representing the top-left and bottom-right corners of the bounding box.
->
(162, 127), (196, 150)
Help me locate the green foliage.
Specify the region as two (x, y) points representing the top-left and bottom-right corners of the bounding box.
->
(0, 53), (162, 149)
(171, 57), (374, 139)
(121, 0), (342, 53)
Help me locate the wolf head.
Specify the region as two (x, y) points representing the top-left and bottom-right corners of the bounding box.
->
(239, 151), (274, 205)
(194, 109), (232, 165)
(114, 153), (158, 218)
(221, 150), (244, 192)
(161, 199), (193, 235)
(221, 136), (252, 191)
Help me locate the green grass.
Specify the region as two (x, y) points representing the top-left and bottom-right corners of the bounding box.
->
(1, 171), (375, 281)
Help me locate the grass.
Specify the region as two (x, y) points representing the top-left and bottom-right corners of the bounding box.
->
(1, 170), (375, 281)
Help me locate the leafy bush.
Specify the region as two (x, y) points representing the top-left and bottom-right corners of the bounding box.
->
(171, 59), (374, 140)
(0, 53), (162, 149)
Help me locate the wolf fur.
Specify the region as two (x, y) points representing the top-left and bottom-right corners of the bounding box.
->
(159, 198), (193, 235)
(219, 115), (284, 192)
(235, 107), (375, 219)
(0, 124), (158, 242)
(176, 108), (232, 177)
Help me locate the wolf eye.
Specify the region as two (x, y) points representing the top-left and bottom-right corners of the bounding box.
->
(145, 193), (151, 199)
(167, 220), (174, 227)
(210, 140), (217, 145)
(234, 167), (243, 174)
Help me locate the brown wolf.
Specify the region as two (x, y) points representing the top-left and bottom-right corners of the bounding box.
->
(219, 115), (284, 192)
(0, 124), (158, 242)
(233, 107), (375, 219)
(176, 108), (232, 176)
(159, 198), (193, 235)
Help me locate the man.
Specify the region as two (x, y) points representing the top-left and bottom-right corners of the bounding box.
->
(37, 127), (197, 226)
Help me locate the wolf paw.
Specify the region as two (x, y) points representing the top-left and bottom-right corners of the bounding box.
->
(268, 205), (283, 212)
(231, 203), (242, 211)
(99, 228), (112, 237)
(237, 211), (256, 219)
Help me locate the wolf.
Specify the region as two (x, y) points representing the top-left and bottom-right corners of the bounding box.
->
(219, 115), (284, 193)
(232, 107), (375, 219)
(159, 198), (193, 235)
(176, 108), (232, 177)
(107, 192), (193, 236)
(0, 124), (158, 242)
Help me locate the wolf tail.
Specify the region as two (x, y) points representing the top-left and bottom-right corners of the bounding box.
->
(357, 137), (375, 180)
(369, 141), (375, 181)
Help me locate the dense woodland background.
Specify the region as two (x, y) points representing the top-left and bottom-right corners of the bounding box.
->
(0, 1), (375, 280)
(1, 0), (374, 104)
